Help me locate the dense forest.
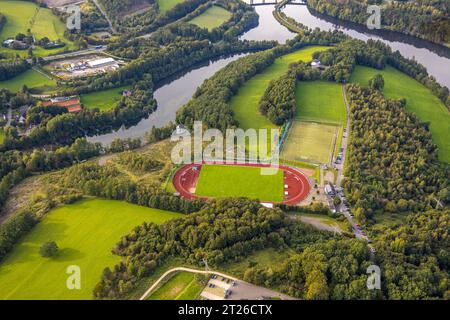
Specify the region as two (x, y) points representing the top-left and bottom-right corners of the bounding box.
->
(307, 0), (450, 45)
(343, 84), (449, 222)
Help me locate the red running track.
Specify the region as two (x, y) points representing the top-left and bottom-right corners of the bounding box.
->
(172, 162), (311, 205)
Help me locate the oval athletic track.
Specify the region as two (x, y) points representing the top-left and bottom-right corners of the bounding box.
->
(172, 163), (311, 205)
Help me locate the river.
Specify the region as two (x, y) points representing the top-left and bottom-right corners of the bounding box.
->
(89, 1), (449, 144)
(88, 54), (246, 144)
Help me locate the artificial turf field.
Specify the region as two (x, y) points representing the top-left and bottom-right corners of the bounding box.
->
(281, 121), (337, 164)
(195, 165), (284, 202)
(81, 85), (131, 111)
(230, 46), (330, 132)
(0, 198), (182, 300)
(147, 272), (204, 300)
(156, 0), (184, 14)
(0, 0), (76, 58)
(188, 5), (232, 30)
(295, 81), (346, 125)
(351, 65), (450, 163)
(0, 69), (57, 92)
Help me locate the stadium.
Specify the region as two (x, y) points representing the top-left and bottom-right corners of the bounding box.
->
(172, 162), (311, 205)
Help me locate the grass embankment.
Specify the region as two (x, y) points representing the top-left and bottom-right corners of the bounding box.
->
(195, 164), (284, 202)
(81, 86), (131, 112)
(147, 272), (205, 300)
(351, 65), (450, 163)
(188, 5), (232, 30)
(0, 198), (182, 300)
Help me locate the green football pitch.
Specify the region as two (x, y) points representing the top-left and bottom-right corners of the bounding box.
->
(195, 164), (284, 202)
(281, 121), (337, 164)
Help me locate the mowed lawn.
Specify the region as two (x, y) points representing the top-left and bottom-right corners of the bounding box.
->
(231, 46), (330, 131)
(156, 0), (184, 14)
(0, 69), (56, 92)
(81, 86), (130, 111)
(0, 198), (183, 300)
(188, 5), (232, 30)
(295, 81), (346, 125)
(0, 1), (76, 57)
(148, 272), (204, 300)
(281, 121), (337, 164)
(351, 65), (450, 163)
(195, 165), (284, 202)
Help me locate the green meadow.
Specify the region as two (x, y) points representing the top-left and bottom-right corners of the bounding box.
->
(188, 5), (232, 30)
(195, 164), (284, 202)
(0, 198), (182, 300)
(156, 0), (184, 14)
(0, 69), (56, 92)
(295, 81), (346, 125)
(0, 0), (77, 58)
(81, 86), (131, 112)
(351, 65), (450, 163)
(148, 272), (204, 300)
(230, 46), (330, 131)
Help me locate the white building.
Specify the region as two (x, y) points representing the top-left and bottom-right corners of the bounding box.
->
(87, 57), (116, 68)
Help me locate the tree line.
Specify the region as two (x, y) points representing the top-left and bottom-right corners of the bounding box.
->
(307, 0), (450, 45)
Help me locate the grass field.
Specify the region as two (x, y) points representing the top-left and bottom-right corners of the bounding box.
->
(281, 121), (337, 164)
(0, 69), (57, 92)
(0, 0), (76, 58)
(80, 86), (131, 111)
(351, 65), (450, 163)
(231, 46), (330, 131)
(156, 0), (184, 14)
(188, 5), (232, 30)
(195, 165), (284, 202)
(295, 81), (346, 124)
(0, 128), (4, 145)
(0, 198), (182, 300)
(148, 272), (205, 300)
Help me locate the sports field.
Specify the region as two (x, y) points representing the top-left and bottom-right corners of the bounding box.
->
(156, 0), (184, 14)
(148, 272), (205, 300)
(295, 81), (346, 124)
(231, 46), (330, 131)
(0, 69), (57, 92)
(81, 86), (131, 111)
(195, 164), (284, 202)
(351, 65), (450, 163)
(0, 0), (76, 58)
(189, 5), (232, 30)
(0, 198), (182, 300)
(281, 121), (337, 164)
